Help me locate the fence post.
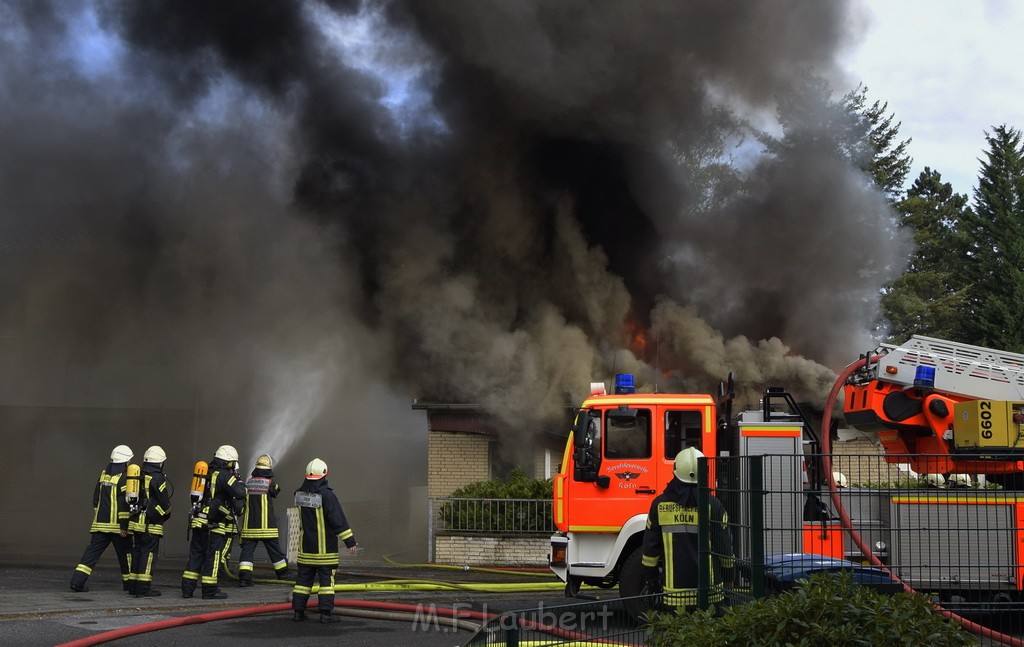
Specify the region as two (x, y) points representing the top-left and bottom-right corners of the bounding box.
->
(506, 618), (520, 647)
(427, 498), (435, 563)
(698, 456), (710, 611)
(749, 456), (765, 599)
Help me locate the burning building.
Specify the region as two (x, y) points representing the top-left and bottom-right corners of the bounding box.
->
(0, 0), (905, 563)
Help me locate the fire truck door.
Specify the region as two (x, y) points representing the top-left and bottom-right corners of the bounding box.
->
(662, 408), (713, 484)
(569, 407), (658, 531)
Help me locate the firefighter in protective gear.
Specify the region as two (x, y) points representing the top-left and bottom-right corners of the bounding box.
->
(291, 458), (358, 624)
(238, 454), (292, 586)
(181, 445), (246, 599)
(127, 446), (172, 597)
(640, 447), (733, 611)
(70, 445), (135, 593)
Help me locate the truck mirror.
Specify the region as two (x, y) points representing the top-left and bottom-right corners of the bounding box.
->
(596, 475), (611, 489)
(573, 411), (598, 449)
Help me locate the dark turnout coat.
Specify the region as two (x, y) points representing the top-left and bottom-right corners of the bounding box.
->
(641, 477), (733, 607)
(294, 477), (356, 566)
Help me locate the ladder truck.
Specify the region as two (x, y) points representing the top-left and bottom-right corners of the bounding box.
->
(549, 336), (1024, 616)
(843, 335), (1024, 482)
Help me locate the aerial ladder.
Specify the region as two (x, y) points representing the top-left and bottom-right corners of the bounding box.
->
(843, 335), (1024, 480)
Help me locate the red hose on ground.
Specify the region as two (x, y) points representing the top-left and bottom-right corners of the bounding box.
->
(54, 599), (489, 647)
(819, 355), (1024, 647)
(54, 597), (608, 646)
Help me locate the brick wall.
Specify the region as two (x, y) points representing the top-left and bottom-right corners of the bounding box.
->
(831, 432), (908, 485)
(434, 534), (550, 567)
(428, 431), (492, 497)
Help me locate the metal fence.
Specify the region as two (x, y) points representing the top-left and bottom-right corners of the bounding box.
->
(428, 497), (555, 563)
(431, 497), (556, 534)
(463, 595), (654, 646)
(460, 453), (1024, 644)
(710, 453), (1024, 637)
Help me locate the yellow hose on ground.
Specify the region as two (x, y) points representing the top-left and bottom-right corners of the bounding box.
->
(382, 553), (556, 577)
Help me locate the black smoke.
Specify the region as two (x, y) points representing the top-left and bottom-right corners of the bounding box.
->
(0, 0), (906, 559)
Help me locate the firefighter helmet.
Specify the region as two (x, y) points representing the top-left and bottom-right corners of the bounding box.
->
(924, 473), (946, 488)
(110, 445), (134, 463)
(673, 446), (703, 484)
(215, 445), (239, 463)
(948, 473), (972, 488)
(256, 454), (273, 469)
(143, 445), (167, 464)
(305, 458), (328, 480)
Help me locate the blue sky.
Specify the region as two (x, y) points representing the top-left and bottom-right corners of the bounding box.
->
(845, 0), (1024, 199)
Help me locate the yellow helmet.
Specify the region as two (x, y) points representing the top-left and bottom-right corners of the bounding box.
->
(256, 454), (273, 469)
(305, 458), (328, 480)
(673, 446), (704, 484)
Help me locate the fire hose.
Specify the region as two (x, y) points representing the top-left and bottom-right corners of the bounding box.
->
(820, 355), (1024, 647)
(53, 597), (627, 647)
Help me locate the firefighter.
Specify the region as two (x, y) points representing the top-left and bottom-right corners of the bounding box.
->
(238, 453), (292, 586)
(291, 458), (358, 624)
(640, 447), (733, 611)
(181, 445), (246, 599)
(128, 445), (172, 597)
(70, 445), (135, 593)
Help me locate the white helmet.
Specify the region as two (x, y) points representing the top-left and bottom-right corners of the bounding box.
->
(305, 458), (328, 480)
(673, 447), (703, 484)
(110, 445), (134, 463)
(256, 454), (273, 469)
(215, 445), (239, 463)
(948, 473), (972, 488)
(832, 472), (849, 488)
(924, 473), (946, 489)
(143, 445), (166, 463)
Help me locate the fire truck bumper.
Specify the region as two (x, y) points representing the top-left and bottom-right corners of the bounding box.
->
(549, 534), (569, 581)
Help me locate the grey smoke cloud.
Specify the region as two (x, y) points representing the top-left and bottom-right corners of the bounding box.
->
(0, 0), (906, 447)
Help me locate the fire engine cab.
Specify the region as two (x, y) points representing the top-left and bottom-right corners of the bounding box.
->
(549, 374), (721, 598)
(549, 373), (818, 601)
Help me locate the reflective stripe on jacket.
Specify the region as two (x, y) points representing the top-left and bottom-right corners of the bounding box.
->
(241, 468), (281, 539)
(294, 477), (356, 565)
(128, 465), (172, 536)
(89, 463), (129, 534)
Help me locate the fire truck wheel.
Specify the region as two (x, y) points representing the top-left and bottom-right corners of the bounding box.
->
(619, 545), (657, 620)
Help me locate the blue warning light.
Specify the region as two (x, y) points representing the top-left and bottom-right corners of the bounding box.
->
(614, 373), (636, 394)
(913, 365), (936, 388)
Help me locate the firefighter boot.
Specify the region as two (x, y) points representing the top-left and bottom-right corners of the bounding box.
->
(202, 586), (227, 599)
(126, 579), (137, 596)
(181, 579), (197, 599)
(238, 573), (254, 588)
(292, 609), (307, 622)
(276, 567), (293, 581)
(319, 612), (341, 624)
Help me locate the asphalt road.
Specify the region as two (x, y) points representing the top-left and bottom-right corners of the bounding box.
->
(0, 560), (632, 647)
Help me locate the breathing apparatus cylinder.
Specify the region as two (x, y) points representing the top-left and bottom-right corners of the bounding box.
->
(190, 460), (209, 504)
(126, 463), (141, 513)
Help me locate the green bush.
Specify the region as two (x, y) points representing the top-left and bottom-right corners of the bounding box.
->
(645, 572), (977, 647)
(440, 468), (553, 532)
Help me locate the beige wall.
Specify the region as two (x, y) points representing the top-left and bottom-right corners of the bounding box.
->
(428, 431), (492, 497)
(434, 534), (549, 567)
